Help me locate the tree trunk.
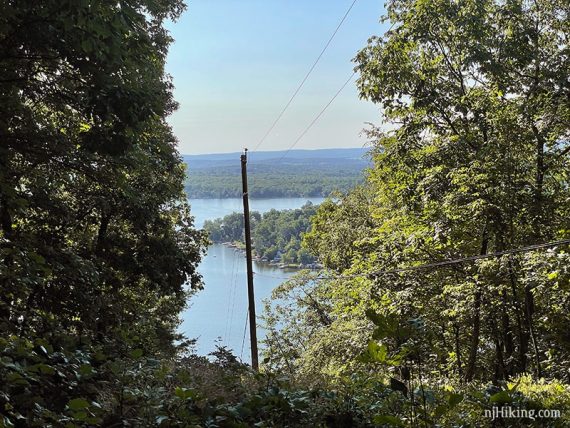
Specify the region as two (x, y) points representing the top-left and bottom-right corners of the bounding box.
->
(500, 296), (514, 379)
(0, 194), (14, 322)
(464, 229), (489, 381)
(96, 211), (111, 254)
(526, 123), (545, 377)
(0, 195), (13, 239)
(507, 256), (528, 373)
(454, 323), (463, 379)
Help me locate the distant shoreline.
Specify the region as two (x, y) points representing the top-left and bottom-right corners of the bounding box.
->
(187, 195), (328, 200)
(215, 242), (322, 271)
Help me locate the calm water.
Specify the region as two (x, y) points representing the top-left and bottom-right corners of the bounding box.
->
(180, 197), (324, 361)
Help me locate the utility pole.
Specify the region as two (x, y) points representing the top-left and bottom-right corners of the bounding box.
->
(241, 149), (259, 371)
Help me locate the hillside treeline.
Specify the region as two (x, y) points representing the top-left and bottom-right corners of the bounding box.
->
(203, 203), (318, 265)
(185, 166), (363, 198)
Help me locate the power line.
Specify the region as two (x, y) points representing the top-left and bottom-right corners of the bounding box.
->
(270, 20), (402, 161)
(252, 0), (359, 153)
(254, 239), (570, 281)
(277, 72), (356, 162)
(227, 251), (241, 340)
(339, 239), (570, 280)
(224, 253), (238, 342)
(240, 310), (249, 361)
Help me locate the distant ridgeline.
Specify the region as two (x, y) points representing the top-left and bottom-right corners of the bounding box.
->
(183, 148), (369, 198)
(203, 203), (319, 267)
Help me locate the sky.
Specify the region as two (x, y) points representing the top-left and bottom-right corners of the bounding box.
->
(165, 0), (387, 155)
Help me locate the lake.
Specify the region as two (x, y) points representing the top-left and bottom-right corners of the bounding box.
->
(179, 197), (325, 361)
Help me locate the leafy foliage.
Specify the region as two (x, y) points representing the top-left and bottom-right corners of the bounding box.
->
(260, 5), (570, 428)
(265, 0), (570, 387)
(0, 0), (207, 425)
(185, 163), (364, 198)
(2, 0), (570, 426)
(204, 203), (319, 265)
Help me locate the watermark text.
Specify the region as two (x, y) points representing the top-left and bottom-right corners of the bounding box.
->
(485, 406), (561, 421)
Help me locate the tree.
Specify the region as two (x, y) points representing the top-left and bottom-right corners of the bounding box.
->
(303, 187), (376, 272)
(264, 0), (570, 384)
(0, 1), (207, 423)
(297, 248), (314, 265)
(204, 204), (318, 264)
(354, 0), (569, 382)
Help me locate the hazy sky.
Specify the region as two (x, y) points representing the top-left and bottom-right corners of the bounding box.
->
(165, 0), (387, 155)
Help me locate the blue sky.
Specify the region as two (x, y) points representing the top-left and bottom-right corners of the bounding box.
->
(165, 0), (387, 155)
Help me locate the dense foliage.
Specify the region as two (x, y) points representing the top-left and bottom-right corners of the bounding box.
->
(0, 0), (207, 425)
(2, 0), (569, 426)
(185, 163), (364, 198)
(263, 0), (570, 424)
(7, 338), (567, 427)
(203, 203), (318, 265)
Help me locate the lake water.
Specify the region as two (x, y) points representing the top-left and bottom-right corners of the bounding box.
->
(179, 197), (325, 361)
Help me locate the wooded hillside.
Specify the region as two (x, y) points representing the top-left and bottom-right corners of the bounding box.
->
(1, 0), (569, 426)
(204, 203), (319, 265)
(184, 149), (368, 198)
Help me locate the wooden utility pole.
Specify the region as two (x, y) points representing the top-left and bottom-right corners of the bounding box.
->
(240, 149), (259, 371)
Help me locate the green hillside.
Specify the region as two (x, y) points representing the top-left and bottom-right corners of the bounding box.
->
(184, 149), (369, 198)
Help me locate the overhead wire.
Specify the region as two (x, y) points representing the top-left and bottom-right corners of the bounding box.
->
(276, 71), (356, 163)
(252, 0), (359, 153)
(330, 239), (570, 280)
(253, 239), (570, 281)
(227, 250), (242, 340)
(275, 20), (402, 159)
(223, 252), (238, 342)
(240, 310), (249, 361)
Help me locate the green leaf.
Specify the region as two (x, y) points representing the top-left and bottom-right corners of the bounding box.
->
(38, 364), (55, 375)
(366, 310), (397, 340)
(369, 341), (388, 362)
(72, 411), (88, 421)
(373, 414), (404, 426)
(390, 377), (408, 397)
(359, 341), (389, 364)
(448, 393), (463, 407)
(489, 390), (511, 403)
(174, 387), (197, 400)
(130, 348), (143, 359)
(67, 398), (90, 411)
(78, 364), (93, 376)
(6, 372), (29, 386)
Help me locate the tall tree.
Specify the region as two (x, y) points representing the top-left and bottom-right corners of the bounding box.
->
(355, 0), (569, 381)
(264, 0), (570, 384)
(0, 0), (206, 351)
